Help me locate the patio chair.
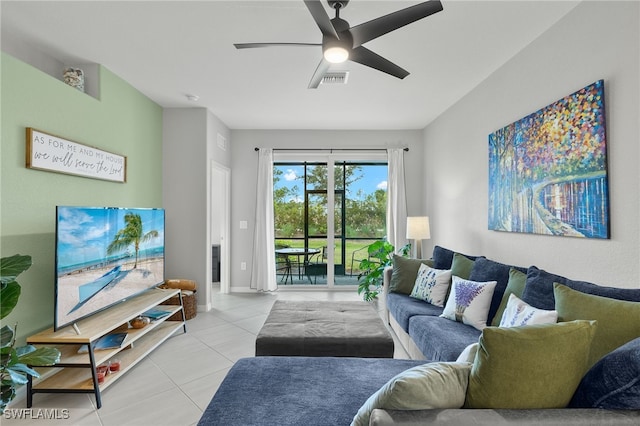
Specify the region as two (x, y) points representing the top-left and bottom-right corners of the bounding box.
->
(349, 244), (371, 276)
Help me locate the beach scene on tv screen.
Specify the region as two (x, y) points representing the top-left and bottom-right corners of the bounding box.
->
(56, 206), (165, 329)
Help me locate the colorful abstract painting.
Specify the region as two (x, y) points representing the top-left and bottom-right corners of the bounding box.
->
(488, 80), (609, 238)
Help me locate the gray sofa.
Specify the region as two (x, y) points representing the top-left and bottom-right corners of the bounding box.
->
(199, 246), (640, 425)
(383, 245), (640, 363)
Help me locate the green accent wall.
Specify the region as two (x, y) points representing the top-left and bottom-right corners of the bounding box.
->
(1, 53), (163, 341)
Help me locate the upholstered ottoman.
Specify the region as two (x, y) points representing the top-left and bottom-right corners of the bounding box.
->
(255, 300), (394, 357)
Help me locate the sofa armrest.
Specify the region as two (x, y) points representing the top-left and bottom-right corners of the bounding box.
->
(381, 266), (393, 324)
(369, 408), (640, 426)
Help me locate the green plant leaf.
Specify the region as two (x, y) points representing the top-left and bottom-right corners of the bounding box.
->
(18, 346), (61, 367)
(15, 345), (36, 357)
(7, 369), (28, 385)
(0, 383), (17, 414)
(9, 363), (40, 379)
(0, 255), (32, 287)
(0, 325), (14, 349)
(0, 282), (21, 320)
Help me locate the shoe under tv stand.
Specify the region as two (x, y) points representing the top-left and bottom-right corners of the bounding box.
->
(25, 288), (186, 409)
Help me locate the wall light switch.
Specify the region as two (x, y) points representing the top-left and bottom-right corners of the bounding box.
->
(240, 262), (247, 270)
(239, 220), (248, 229)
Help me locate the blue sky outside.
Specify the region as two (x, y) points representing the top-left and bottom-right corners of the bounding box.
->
(56, 207), (165, 268)
(274, 164), (388, 202)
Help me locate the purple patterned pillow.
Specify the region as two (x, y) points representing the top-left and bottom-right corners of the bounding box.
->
(440, 276), (497, 331)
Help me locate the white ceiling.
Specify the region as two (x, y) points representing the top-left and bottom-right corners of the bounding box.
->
(1, 1), (580, 130)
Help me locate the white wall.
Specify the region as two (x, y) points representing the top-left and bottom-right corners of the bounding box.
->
(229, 129), (424, 290)
(163, 108), (231, 307)
(422, 1), (639, 288)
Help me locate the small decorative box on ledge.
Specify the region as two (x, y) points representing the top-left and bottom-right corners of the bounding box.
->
(160, 279), (197, 320)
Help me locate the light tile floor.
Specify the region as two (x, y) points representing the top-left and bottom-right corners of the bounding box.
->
(6, 289), (408, 426)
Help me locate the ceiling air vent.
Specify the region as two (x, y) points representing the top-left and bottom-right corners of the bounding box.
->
(321, 72), (349, 85)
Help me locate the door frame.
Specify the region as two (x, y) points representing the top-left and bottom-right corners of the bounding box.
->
(210, 161), (231, 297)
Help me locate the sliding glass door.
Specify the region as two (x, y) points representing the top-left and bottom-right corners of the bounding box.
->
(274, 154), (387, 287)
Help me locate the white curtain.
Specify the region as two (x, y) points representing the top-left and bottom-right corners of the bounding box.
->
(386, 148), (408, 252)
(250, 148), (278, 291)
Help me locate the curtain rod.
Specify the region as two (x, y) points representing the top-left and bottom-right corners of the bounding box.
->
(254, 147), (409, 152)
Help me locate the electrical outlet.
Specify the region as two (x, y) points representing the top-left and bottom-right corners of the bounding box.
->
(240, 262), (247, 270)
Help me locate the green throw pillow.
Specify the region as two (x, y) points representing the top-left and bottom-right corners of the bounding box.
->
(445, 252), (476, 300)
(450, 252), (475, 280)
(491, 268), (528, 326)
(554, 283), (640, 366)
(388, 255), (434, 295)
(465, 320), (596, 409)
(352, 362), (471, 426)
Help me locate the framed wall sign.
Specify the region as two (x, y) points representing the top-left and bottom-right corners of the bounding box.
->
(26, 128), (127, 183)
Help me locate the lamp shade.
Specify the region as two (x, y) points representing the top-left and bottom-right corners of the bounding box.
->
(406, 216), (431, 240)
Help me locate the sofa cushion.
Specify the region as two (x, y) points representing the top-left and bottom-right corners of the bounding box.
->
(389, 255), (434, 295)
(409, 264), (451, 307)
(408, 315), (481, 362)
(498, 294), (557, 327)
(352, 362), (472, 426)
(468, 258), (527, 325)
(432, 245), (481, 270)
(198, 356), (425, 426)
(521, 266), (640, 310)
(569, 337), (640, 409)
(554, 283), (640, 365)
(465, 320), (597, 409)
(386, 292), (444, 332)
(491, 268), (527, 326)
(440, 276), (496, 331)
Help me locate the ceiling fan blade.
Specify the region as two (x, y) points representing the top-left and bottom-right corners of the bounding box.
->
(349, 46), (409, 80)
(308, 58), (331, 89)
(234, 43), (321, 49)
(303, 0), (339, 40)
(349, 0), (443, 47)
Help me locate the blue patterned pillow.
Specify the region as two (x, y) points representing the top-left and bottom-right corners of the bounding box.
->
(440, 276), (496, 331)
(569, 337), (640, 409)
(409, 264), (452, 307)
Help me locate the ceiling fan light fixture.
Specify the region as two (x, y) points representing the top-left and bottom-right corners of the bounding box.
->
(323, 46), (349, 63)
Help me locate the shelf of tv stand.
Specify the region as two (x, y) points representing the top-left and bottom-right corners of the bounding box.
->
(26, 288), (187, 408)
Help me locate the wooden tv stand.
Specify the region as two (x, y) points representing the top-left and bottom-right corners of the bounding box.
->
(26, 288), (186, 409)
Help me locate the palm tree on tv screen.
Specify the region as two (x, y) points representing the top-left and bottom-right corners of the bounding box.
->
(106, 213), (159, 269)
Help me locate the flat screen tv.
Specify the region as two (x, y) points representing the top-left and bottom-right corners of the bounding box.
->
(54, 206), (165, 331)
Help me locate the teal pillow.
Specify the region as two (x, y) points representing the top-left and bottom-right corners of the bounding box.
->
(388, 255), (434, 295)
(491, 268), (527, 326)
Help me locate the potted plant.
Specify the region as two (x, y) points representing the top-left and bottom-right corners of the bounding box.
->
(1, 254), (61, 414)
(357, 241), (410, 302)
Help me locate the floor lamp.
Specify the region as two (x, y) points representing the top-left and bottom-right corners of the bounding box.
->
(406, 216), (431, 259)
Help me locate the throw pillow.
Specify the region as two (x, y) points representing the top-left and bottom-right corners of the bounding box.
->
(522, 266), (640, 311)
(456, 342), (479, 363)
(465, 320), (597, 409)
(569, 337), (640, 409)
(388, 255), (434, 295)
(351, 362), (472, 426)
(440, 276), (497, 331)
(554, 283), (640, 366)
(498, 294), (557, 327)
(450, 252), (476, 281)
(432, 245), (481, 270)
(491, 268), (527, 326)
(469, 258), (528, 325)
(409, 264), (451, 307)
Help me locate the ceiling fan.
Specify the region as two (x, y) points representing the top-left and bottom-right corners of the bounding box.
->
(234, 0), (443, 89)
